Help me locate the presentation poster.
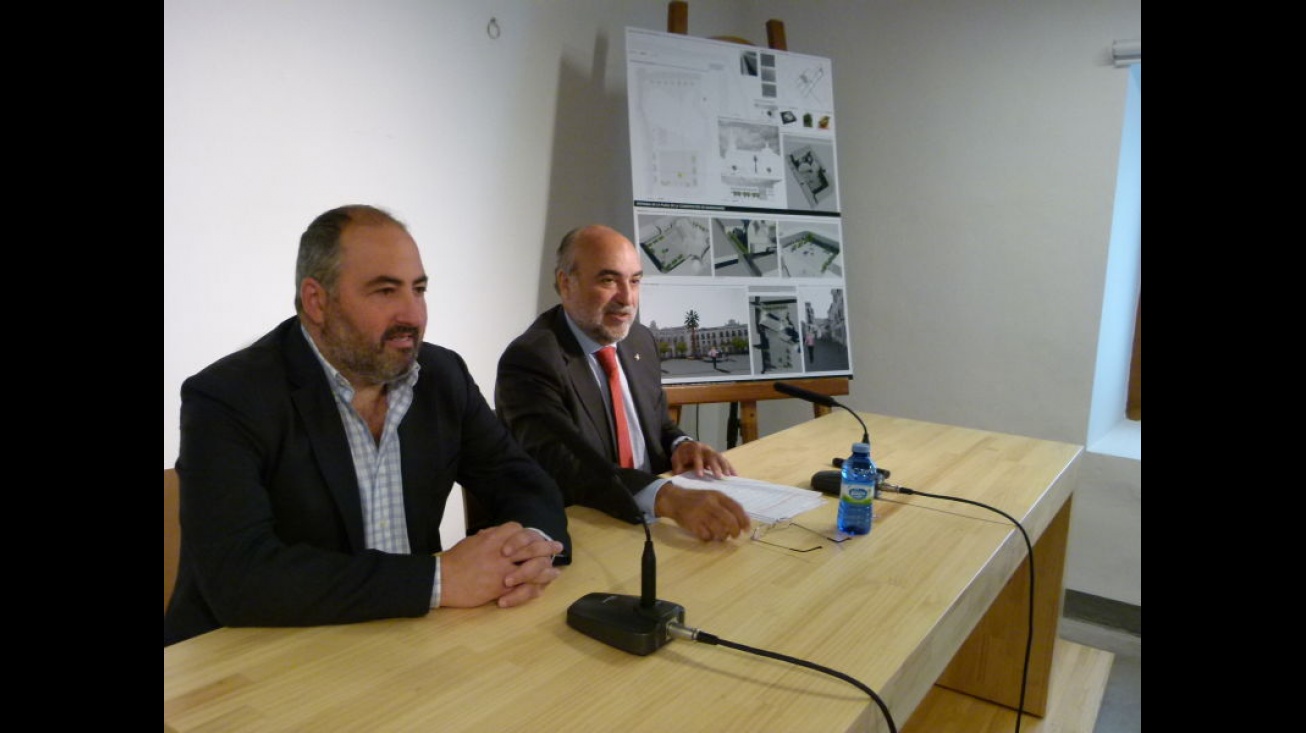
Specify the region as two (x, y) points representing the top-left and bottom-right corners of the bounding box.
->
(626, 27), (852, 385)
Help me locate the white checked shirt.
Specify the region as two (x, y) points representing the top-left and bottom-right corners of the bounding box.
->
(301, 326), (440, 605)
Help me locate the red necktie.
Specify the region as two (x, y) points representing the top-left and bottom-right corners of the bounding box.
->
(595, 346), (634, 468)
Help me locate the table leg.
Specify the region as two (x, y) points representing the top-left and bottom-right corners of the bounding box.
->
(933, 496), (1073, 716)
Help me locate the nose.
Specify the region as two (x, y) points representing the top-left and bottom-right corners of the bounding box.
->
(615, 278), (636, 304)
(397, 288), (427, 325)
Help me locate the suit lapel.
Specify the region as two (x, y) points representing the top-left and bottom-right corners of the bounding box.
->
(398, 374), (440, 555)
(550, 308), (619, 461)
(284, 322), (367, 551)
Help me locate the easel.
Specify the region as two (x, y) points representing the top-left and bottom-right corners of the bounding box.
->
(666, 376), (851, 444)
(660, 2), (851, 446)
(667, 1), (788, 50)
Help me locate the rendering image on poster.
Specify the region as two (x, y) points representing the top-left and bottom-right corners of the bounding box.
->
(779, 220), (842, 278)
(783, 136), (839, 212)
(718, 120), (784, 206)
(626, 27), (853, 385)
(713, 217), (779, 277)
(750, 290), (802, 375)
(637, 214), (712, 277)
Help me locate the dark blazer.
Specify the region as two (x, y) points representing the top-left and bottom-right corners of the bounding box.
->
(165, 317), (570, 646)
(495, 305), (687, 523)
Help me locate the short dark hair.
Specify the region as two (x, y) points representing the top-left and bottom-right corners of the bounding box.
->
(553, 226), (586, 294)
(295, 205), (406, 314)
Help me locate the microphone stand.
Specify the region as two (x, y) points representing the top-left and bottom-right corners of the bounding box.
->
(773, 381), (883, 492)
(773, 381), (868, 443)
(540, 412), (685, 655)
(567, 517), (686, 656)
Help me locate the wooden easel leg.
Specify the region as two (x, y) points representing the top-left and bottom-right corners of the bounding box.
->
(739, 401), (759, 443)
(766, 20), (787, 50)
(668, 1), (688, 35)
(726, 402), (739, 449)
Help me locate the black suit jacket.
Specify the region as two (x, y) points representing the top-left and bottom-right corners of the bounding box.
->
(495, 305), (687, 523)
(165, 317), (570, 646)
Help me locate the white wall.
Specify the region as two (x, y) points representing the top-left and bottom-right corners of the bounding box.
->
(743, 0), (1141, 607)
(164, 0), (1140, 607)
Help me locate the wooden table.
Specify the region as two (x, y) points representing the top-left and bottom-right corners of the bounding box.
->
(164, 411), (1082, 732)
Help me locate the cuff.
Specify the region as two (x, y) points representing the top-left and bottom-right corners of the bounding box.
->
(633, 478), (670, 522)
(431, 553), (442, 609)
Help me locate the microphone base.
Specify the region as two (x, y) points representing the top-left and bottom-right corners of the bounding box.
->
(567, 592), (685, 656)
(810, 469), (843, 495)
(811, 467), (891, 496)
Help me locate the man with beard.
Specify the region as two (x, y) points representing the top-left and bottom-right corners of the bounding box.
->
(165, 205), (570, 647)
(495, 225), (750, 542)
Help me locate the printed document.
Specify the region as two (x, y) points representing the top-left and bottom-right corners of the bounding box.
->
(672, 472), (827, 524)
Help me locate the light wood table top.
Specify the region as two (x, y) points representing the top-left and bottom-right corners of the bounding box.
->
(164, 411), (1082, 733)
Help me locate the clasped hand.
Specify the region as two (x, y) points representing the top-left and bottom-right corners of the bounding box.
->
(438, 522), (564, 609)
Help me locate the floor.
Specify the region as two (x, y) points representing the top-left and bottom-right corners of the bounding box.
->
(1057, 616), (1141, 732)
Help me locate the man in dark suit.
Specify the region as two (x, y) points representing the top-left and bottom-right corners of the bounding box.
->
(496, 225), (750, 542)
(165, 204), (570, 646)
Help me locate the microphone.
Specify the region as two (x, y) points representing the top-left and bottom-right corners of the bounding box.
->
(774, 381), (883, 494)
(773, 381), (869, 443)
(540, 412), (685, 655)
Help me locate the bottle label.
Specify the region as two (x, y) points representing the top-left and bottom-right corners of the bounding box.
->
(842, 483), (873, 503)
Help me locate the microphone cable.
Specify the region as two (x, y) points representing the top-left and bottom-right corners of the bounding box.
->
(769, 383), (1036, 732)
(667, 620), (897, 733)
(881, 481), (1035, 733)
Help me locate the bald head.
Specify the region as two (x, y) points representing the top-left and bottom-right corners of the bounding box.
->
(554, 225), (634, 290)
(555, 224), (642, 344)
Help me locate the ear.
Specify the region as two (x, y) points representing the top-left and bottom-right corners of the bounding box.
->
(555, 269), (571, 298)
(301, 277), (328, 324)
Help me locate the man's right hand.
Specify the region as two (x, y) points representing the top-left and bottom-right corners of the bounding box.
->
(438, 522), (565, 608)
(654, 482), (751, 542)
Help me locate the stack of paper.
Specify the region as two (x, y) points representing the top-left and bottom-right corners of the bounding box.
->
(671, 472), (828, 524)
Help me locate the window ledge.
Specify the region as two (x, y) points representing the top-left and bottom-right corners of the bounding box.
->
(1086, 419), (1140, 461)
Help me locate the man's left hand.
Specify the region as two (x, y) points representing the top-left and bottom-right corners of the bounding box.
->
(671, 439), (737, 478)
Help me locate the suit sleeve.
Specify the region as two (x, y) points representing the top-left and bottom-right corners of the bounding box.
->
(172, 370), (434, 636)
(496, 332), (652, 524)
(632, 339), (690, 465)
(432, 349), (572, 552)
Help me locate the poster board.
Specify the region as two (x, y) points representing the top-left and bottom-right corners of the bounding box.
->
(626, 27), (852, 387)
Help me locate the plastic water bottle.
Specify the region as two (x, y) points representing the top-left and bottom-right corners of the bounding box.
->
(838, 442), (877, 535)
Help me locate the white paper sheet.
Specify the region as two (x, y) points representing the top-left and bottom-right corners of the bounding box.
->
(671, 472), (828, 524)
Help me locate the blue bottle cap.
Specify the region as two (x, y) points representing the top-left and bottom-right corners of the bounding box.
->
(852, 442), (870, 454)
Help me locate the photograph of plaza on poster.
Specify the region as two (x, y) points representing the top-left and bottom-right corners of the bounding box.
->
(624, 27), (853, 385)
